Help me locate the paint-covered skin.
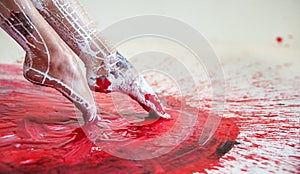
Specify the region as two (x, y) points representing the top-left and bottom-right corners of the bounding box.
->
(31, 0), (170, 119)
(92, 52), (170, 118)
(5, 11), (34, 37)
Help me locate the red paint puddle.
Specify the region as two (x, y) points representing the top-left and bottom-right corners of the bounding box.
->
(0, 64), (239, 173)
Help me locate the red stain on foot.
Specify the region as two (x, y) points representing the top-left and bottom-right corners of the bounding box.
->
(128, 94), (151, 112)
(94, 76), (111, 93)
(145, 94), (165, 115)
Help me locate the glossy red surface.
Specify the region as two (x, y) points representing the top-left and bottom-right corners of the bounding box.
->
(0, 64), (239, 173)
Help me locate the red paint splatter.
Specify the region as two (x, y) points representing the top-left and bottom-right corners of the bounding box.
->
(94, 76), (111, 93)
(276, 36), (283, 43)
(0, 64), (239, 173)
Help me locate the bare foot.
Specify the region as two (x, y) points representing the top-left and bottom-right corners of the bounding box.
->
(0, 0), (97, 122)
(23, 44), (98, 122)
(86, 51), (171, 119)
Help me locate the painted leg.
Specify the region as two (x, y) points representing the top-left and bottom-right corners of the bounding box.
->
(0, 0), (98, 122)
(0, 0), (129, 142)
(31, 0), (170, 118)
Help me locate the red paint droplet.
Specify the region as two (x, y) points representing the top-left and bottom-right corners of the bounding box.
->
(95, 76), (111, 93)
(276, 36), (283, 43)
(145, 94), (165, 115)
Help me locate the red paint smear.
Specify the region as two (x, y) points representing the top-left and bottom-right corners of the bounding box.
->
(276, 36), (283, 43)
(0, 64), (239, 173)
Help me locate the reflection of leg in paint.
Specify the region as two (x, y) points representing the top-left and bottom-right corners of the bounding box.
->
(0, 0), (169, 140)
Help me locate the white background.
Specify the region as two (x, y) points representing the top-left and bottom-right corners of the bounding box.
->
(0, 0), (299, 65)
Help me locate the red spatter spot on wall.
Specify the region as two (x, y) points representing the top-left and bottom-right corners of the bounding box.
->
(276, 36), (283, 43)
